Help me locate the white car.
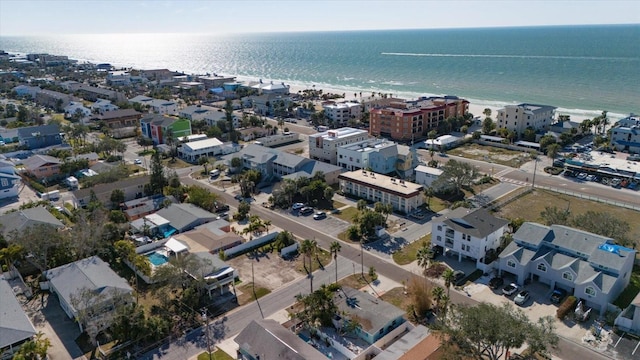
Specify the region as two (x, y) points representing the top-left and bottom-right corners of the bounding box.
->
(134, 158), (142, 165)
(292, 202), (305, 210)
(502, 283), (519, 296)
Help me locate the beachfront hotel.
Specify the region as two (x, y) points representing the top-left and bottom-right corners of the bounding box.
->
(308, 127), (369, 165)
(496, 103), (557, 135)
(369, 96), (469, 142)
(338, 170), (424, 213)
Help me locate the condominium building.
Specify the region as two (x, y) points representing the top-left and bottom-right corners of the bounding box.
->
(322, 101), (362, 124)
(610, 114), (640, 153)
(369, 96), (469, 141)
(496, 103), (556, 135)
(337, 138), (417, 179)
(308, 127), (369, 165)
(338, 170), (424, 213)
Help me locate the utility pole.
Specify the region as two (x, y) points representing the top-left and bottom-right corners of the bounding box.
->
(201, 308), (213, 360)
(360, 239), (364, 276)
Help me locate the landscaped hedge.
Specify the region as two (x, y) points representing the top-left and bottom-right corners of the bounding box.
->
(29, 180), (46, 193)
(556, 295), (577, 320)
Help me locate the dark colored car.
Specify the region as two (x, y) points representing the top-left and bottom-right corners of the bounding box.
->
(453, 270), (466, 286)
(502, 283), (519, 296)
(300, 207), (314, 215)
(550, 288), (567, 304)
(489, 277), (504, 289)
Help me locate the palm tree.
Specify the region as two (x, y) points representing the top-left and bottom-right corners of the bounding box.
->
(198, 156), (209, 174)
(600, 111), (609, 135)
(415, 243), (433, 272)
(431, 286), (445, 313)
(330, 241), (342, 283)
(442, 268), (455, 297)
(424, 187), (434, 209)
(300, 239), (318, 292)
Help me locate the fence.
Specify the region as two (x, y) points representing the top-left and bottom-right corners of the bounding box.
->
(533, 184), (640, 211)
(280, 242), (299, 258)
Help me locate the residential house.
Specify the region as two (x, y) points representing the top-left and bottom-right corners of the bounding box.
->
(122, 195), (175, 221)
(139, 114), (191, 145)
(129, 96), (178, 115)
(202, 108), (240, 128)
(0, 160), (21, 199)
(414, 165), (444, 190)
(0, 128), (19, 144)
(130, 203), (218, 237)
(66, 152), (100, 167)
(22, 154), (62, 180)
(106, 70), (131, 86)
(59, 80), (82, 92)
(250, 94), (291, 116)
(238, 127), (271, 142)
(496, 103), (557, 136)
(178, 105), (216, 121)
(224, 144), (342, 184)
(71, 175), (150, 208)
(43, 256), (134, 332)
(175, 220), (240, 256)
(0, 206), (64, 238)
(322, 101), (362, 124)
(140, 69), (176, 82)
(64, 101), (92, 119)
(309, 127), (369, 165)
(610, 114), (640, 153)
(615, 292), (640, 335)
(337, 138), (418, 179)
(498, 223), (636, 314)
(253, 132), (299, 147)
(0, 276), (37, 359)
(431, 207), (509, 269)
(374, 326), (444, 360)
(235, 319), (326, 360)
(17, 124), (62, 149)
(338, 170), (424, 213)
(333, 286), (406, 344)
(178, 137), (230, 163)
(250, 81), (290, 95)
(91, 99), (119, 114)
(92, 109), (142, 138)
(197, 75), (236, 89)
(423, 135), (461, 150)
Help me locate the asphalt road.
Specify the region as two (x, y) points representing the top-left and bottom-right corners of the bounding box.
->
(141, 175), (613, 360)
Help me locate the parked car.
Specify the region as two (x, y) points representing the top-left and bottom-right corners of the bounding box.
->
(313, 211), (327, 220)
(550, 288), (567, 304)
(453, 270), (466, 286)
(134, 158), (142, 165)
(234, 194), (244, 201)
(514, 290), (530, 306)
(586, 174), (595, 182)
(292, 202), (305, 210)
(489, 277), (505, 290)
(300, 207), (314, 215)
(502, 283), (519, 296)
(577, 173), (587, 180)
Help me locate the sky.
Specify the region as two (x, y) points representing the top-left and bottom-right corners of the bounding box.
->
(0, 0), (639, 36)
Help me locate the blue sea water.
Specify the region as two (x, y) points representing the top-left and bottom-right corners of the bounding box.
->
(1, 25), (638, 119)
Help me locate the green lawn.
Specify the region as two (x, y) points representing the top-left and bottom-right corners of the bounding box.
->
(332, 200), (346, 209)
(332, 206), (358, 222)
(237, 283), (271, 305)
(426, 198), (448, 213)
(197, 349), (234, 360)
(295, 249), (332, 274)
(392, 234), (431, 265)
(614, 268), (640, 309)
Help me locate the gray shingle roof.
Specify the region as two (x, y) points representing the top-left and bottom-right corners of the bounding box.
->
(548, 225), (610, 256)
(44, 256), (132, 314)
(155, 203), (216, 232)
(0, 276), (36, 349)
(235, 319), (325, 360)
(72, 175), (150, 202)
(499, 241), (538, 266)
(334, 286), (405, 334)
(17, 124), (60, 139)
(22, 154), (62, 171)
(441, 207), (509, 239)
(514, 222), (554, 247)
(0, 206), (64, 237)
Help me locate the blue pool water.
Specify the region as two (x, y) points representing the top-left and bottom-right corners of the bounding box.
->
(146, 252), (169, 266)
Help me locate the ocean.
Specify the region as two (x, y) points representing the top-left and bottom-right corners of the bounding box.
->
(1, 25), (638, 120)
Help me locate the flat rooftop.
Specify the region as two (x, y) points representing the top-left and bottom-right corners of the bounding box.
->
(309, 127), (367, 140)
(341, 138), (394, 152)
(339, 170), (423, 197)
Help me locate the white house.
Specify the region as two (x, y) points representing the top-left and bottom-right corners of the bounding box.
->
(431, 207), (509, 270)
(338, 170), (424, 213)
(423, 134), (460, 150)
(64, 101), (92, 119)
(496, 103), (557, 135)
(499, 223), (635, 315)
(610, 113), (640, 153)
(179, 105), (217, 121)
(178, 137), (224, 162)
(91, 99), (119, 114)
(129, 95), (178, 115)
(106, 70), (131, 86)
(414, 165), (443, 189)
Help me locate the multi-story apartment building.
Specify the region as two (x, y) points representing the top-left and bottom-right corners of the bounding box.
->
(322, 101), (362, 124)
(336, 138), (417, 179)
(610, 114), (640, 153)
(496, 103), (557, 135)
(140, 114), (191, 145)
(308, 127), (369, 165)
(431, 207), (509, 270)
(369, 96), (469, 141)
(338, 170), (424, 213)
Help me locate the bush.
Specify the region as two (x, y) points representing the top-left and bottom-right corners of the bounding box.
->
(556, 295), (577, 320)
(29, 180), (46, 193)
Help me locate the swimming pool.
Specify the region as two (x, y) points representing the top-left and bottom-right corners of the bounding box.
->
(146, 251), (169, 266)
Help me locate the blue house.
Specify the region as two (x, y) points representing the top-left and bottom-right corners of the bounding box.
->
(17, 124), (62, 149)
(0, 159), (21, 199)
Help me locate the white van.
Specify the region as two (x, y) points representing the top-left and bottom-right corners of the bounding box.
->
(209, 169), (221, 178)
